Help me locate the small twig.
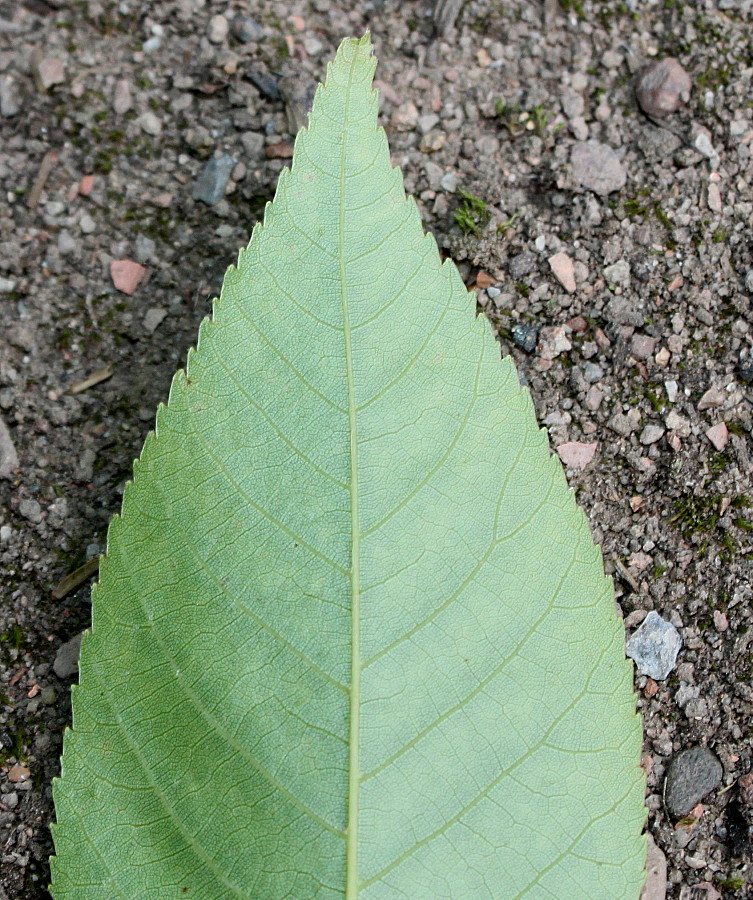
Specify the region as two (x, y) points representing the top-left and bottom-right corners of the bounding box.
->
(27, 150), (57, 211)
(51, 557), (99, 600)
(68, 365), (113, 395)
(612, 557), (640, 593)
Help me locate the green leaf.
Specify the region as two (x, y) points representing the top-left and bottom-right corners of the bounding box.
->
(51, 34), (645, 899)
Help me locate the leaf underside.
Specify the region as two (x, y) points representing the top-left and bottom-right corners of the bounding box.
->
(51, 35), (645, 900)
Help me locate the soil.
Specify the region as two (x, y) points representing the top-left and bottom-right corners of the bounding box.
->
(0, 0), (752, 897)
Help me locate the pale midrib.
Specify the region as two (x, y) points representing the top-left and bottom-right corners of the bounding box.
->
(340, 51), (362, 900)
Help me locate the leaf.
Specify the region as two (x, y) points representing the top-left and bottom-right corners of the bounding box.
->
(51, 35), (645, 899)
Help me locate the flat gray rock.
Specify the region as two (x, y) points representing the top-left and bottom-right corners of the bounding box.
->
(626, 610), (681, 680)
(664, 746), (722, 818)
(0, 415), (18, 478)
(54, 632), (83, 679)
(571, 140), (626, 195)
(192, 154), (235, 206)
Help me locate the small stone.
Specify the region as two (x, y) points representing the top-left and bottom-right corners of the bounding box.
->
(143, 307), (167, 333)
(54, 632), (83, 679)
(707, 182), (722, 214)
(0, 277), (16, 293)
(585, 386), (603, 411)
(7, 764), (30, 784)
(604, 259), (631, 288)
(547, 252), (576, 292)
(40, 685), (56, 705)
(33, 57), (65, 91)
(665, 380), (679, 402)
(440, 171), (458, 192)
(113, 79), (132, 115)
(135, 234), (157, 264)
(663, 746), (722, 819)
(57, 230), (77, 255)
(626, 611), (682, 681)
(392, 102), (419, 129)
(582, 362), (603, 383)
(18, 499), (42, 524)
(571, 140), (626, 195)
(0, 75), (21, 117)
(511, 323), (538, 354)
(0, 416), (18, 479)
(266, 142), (294, 159)
(4, 791), (18, 809)
(705, 422), (728, 451)
(635, 58), (691, 118)
(744, 269), (753, 294)
(137, 111), (162, 136)
(640, 834), (667, 900)
(697, 387), (725, 411)
(556, 441), (597, 471)
(111, 260), (147, 295)
(655, 347), (670, 367)
(738, 356), (753, 384)
(713, 609), (728, 632)
(79, 174), (95, 196)
(232, 16), (264, 42)
(631, 334), (656, 360)
(303, 36), (324, 56)
(640, 425), (665, 445)
(608, 409), (641, 437)
(192, 155), (236, 205)
(208, 14), (229, 44)
(240, 131), (265, 158)
(538, 325), (572, 360)
(80, 213), (96, 234)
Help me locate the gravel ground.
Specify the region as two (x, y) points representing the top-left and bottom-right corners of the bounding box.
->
(1, 0), (752, 897)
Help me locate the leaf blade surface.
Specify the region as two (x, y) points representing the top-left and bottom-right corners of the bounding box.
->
(51, 34), (645, 900)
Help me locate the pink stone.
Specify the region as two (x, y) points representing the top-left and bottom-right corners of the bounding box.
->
(635, 58), (691, 118)
(705, 422), (728, 451)
(111, 260), (147, 295)
(548, 251), (576, 293)
(79, 174), (95, 196)
(556, 441), (597, 471)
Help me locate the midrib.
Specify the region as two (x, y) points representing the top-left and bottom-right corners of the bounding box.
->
(340, 50), (361, 900)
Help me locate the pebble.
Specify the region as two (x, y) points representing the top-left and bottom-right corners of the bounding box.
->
(137, 111), (162, 136)
(556, 441), (597, 471)
(641, 834), (667, 900)
(0, 75), (21, 117)
(240, 131), (265, 158)
(631, 334), (656, 360)
(135, 234), (157, 264)
(7, 764), (30, 784)
(608, 409), (641, 437)
(113, 78), (132, 115)
(626, 611), (682, 681)
(57, 230), (77, 255)
(663, 746), (722, 818)
(33, 56), (65, 91)
(40, 685), (56, 705)
(143, 307), (167, 333)
(707, 182), (722, 213)
(192, 154), (235, 205)
(635, 58), (692, 118)
(665, 380), (679, 402)
(0, 277), (16, 292)
(18, 499), (42, 524)
(547, 251), (576, 292)
(54, 632), (83, 679)
(538, 325), (572, 360)
(604, 259), (631, 288)
(705, 422), (728, 451)
(208, 14), (229, 44)
(571, 140), (626, 195)
(697, 387), (724, 411)
(80, 213), (96, 234)
(511, 323), (538, 354)
(0, 415), (18, 479)
(640, 424), (665, 445)
(111, 259), (147, 295)
(582, 362), (603, 383)
(440, 171), (458, 192)
(738, 355), (753, 384)
(232, 16), (264, 43)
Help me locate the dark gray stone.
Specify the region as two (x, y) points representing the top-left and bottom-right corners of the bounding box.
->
(738, 356), (753, 384)
(664, 746), (722, 818)
(507, 252), (537, 279)
(232, 16), (264, 43)
(511, 323), (538, 354)
(192, 155), (236, 206)
(54, 632), (83, 679)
